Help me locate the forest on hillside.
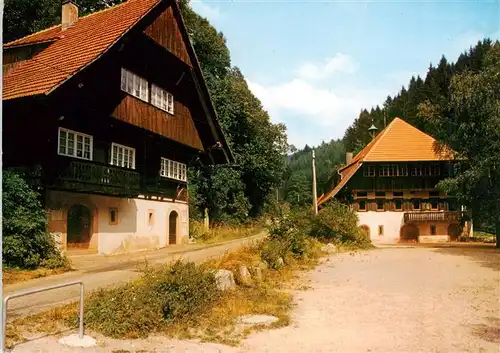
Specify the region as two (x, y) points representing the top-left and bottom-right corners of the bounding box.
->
(283, 39), (496, 210)
(4, 1), (500, 240)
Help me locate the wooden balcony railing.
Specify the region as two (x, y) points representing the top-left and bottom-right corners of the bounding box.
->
(404, 211), (464, 223)
(54, 160), (140, 196)
(142, 176), (188, 201)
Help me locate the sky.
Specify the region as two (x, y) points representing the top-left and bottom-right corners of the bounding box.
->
(190, 0), (500, 149)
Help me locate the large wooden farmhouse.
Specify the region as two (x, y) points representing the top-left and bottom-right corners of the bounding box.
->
(318, 118), (471, 244)
(3, 0), (233, 254)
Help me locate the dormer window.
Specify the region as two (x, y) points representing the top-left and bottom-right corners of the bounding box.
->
(121, 68), (148, 102)
(151, 84), (174, 114)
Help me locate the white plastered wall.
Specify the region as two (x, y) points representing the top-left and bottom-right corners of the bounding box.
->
(47, 190), (189, 255)
(357, 211), (404, 244)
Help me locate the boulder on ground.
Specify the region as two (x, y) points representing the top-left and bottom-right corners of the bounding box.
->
(321, 243), (338, 254)
(239, 265), (252, 284)
(214, 269), (236, 290)
(251, 267), (263, 281)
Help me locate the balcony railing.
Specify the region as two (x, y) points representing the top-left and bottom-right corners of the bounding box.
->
(404, 211), (464, 223)
(142, 176), (188, 201)
(54, 160), (140, 196)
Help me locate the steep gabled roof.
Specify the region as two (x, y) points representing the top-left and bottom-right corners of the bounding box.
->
(3, 0), (234, 163)
(4, 0), (162, 100)
(318, 117), (454, 205)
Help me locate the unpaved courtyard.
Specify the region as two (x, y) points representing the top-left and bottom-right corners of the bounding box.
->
(11, 245), (500, 352)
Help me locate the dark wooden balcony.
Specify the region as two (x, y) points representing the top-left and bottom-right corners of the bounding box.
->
(52, 160), (141, 197)
(404, 211), (464, 223)
(142, 176), (188, 201)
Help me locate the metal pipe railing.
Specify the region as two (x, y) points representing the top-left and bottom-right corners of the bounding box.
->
(1, 280), (84, 353)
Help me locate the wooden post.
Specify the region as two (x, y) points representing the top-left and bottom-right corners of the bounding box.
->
(203, 207), (209, 232)
(312, 149), (318, 215)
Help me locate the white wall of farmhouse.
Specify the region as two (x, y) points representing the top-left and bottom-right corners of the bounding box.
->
(357, 211), (404, 244)
(46, 190), (189, 255)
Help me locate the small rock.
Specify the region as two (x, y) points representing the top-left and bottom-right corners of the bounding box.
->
(321, 243), (338, 254)
(252, 267), (263, 280)
(239, 265), (252, 284)
(240, 314), (279, 325)
(214, 269), (236, 290)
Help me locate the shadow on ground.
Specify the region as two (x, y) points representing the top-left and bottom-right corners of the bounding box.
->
(429, 243), (500, 271)
(468, 317), (500, 343)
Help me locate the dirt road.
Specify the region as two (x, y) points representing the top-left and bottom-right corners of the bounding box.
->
(10, 244), (500, 352)
(240, 245), (500, 353)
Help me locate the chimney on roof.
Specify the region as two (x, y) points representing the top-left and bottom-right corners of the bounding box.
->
(346, 152), (353, 165)
(62, 0), (79, 30)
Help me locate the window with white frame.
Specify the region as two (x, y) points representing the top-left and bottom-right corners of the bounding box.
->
(110, 143), (135, 169)
(58, 127), (93, 160)
(151, 84), (174, 114)
(160, 157), (187, 182)
(120, 68), (148, 102)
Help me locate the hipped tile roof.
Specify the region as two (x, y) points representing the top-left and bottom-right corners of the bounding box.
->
(3, 0), (161, 100)
(318, 117), (454, 205)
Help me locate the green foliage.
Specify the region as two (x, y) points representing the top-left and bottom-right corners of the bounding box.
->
(311, 201), (369, 246)
(418, 40), (500, 246)
(282, 139), (346, 208)
(83, 281), (164, 338)
(84, 261), (220, 338)
(343, 38), (494, 153)
(259, 239), (289, 270)
(2, 171), (65, 269)
(182, 2), (289, 223)
(145, 261), (221, 324)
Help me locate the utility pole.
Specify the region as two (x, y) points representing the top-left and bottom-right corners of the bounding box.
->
(312, 149), (318, 215)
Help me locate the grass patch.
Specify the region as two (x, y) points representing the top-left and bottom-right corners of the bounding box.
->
(6, 240), (324, 348)
(190, 220), (263, 244)
(3, 265), (72, 285)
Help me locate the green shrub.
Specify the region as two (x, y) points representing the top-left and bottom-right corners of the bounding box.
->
(83, 282), (164, 338)
(2, 171), (66, 269)
(84, 261), (220, 338)
(145, 261), (221, 324)
(262, 206), (315, 267)
(311, 200), (370, 246)
(260, 239), (288, 269)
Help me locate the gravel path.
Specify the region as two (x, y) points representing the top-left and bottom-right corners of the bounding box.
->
(10, 245), (500, 352)
(239, 245), (500, 353)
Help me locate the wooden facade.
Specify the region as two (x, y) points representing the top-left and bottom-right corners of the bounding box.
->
(2, 0), (229, 203)
(144, 6), (192, 67)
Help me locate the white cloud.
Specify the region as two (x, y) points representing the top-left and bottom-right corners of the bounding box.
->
(247, 76), (387, 148)
(248, 78), (382, 126)
(190, 0), (222, 22)
(296, 53), (358, 81)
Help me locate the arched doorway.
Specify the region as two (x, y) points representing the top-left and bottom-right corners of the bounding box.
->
(169, 211), (178, 245)
(400, 223), (419, 243)
(448, 223), (461, 241)
(359, 225), (370, 241)
(67, 204), (92, 249)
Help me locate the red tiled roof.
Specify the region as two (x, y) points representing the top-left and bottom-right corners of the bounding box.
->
(3, 0), (161, 100)
(317, 162), (362, 206)
(319, 118), (455, 205)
